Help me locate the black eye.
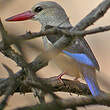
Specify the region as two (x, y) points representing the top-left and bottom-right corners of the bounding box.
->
(34, 6), (43, 13)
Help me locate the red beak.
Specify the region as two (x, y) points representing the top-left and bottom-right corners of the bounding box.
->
(5, 10), (35, 21)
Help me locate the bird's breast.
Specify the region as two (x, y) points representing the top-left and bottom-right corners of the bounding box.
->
(51, 53), (82, 78)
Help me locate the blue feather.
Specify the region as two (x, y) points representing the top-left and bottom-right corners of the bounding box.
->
(62, 50), (94, 67)
(84, 75), (101, 96)
(82, 66), (101, 96)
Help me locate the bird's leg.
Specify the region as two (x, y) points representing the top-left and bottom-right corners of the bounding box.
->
(57, 72), (65, 80)
(56, 72), (66, 83)
(74, 76), (80, 83)
(74, 77), (78, 80)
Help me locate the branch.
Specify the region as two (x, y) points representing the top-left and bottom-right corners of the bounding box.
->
(15, 95), (110, 110)
(0, 76), (91, 96)
(74, 0), (110, 30)
(14, 25), (110, 41)
(0, 64), (17, 110)
(24, 77), (91, 95)
(1, 24), (110, 48)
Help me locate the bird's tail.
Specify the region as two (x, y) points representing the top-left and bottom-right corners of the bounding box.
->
(81, 66), (102, 96)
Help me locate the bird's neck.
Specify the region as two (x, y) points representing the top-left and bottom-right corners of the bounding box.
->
(41, 18), (72, 50)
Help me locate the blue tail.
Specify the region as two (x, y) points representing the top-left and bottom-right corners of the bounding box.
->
(81, 66), (101, 96)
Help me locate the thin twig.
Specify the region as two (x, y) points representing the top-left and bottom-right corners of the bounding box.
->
(0, 64), (17, 110)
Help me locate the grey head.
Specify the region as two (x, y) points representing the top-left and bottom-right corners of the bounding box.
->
(31, 1), (71, 28)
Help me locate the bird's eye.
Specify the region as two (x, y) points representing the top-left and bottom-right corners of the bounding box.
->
(34, 6), (43, 13)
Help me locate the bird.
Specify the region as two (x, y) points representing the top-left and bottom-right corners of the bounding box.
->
(6, 1), (102, 96)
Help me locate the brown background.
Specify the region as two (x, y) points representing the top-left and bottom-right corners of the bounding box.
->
(0, 0), (110, 109)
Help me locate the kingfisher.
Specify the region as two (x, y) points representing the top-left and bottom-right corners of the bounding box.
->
(6, 1), (103, 96)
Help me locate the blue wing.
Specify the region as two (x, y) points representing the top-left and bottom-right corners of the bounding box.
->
(62, 50), (94, 67)
(64, 38), (100, 70)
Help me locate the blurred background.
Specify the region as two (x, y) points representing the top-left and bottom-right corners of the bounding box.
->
(0, 0), (110, 109)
